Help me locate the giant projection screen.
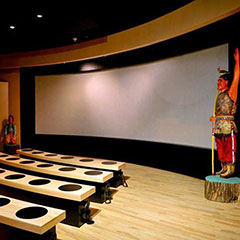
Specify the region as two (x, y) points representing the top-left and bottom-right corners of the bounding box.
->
(36, 44), (228, 149)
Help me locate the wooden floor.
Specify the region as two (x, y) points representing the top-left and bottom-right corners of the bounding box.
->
(56, 163), (240, 240)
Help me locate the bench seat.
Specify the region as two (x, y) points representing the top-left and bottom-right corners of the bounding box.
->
(0, 168), (95, 202)
(0, 168), (95, 227)
(0, 153), (113, 183)
(0, 194), (65, 239)
(17, 148), (126, 171)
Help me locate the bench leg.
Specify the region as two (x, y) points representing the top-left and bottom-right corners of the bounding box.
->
(109, 170), (128, 188)
(89, 182), (111, 204)
(63, 199), (94, 226)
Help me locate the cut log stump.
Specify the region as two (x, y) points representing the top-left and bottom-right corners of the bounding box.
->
(205, 175), (240, 203)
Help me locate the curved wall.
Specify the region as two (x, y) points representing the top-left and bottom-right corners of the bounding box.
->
(0, 0), (239, 69)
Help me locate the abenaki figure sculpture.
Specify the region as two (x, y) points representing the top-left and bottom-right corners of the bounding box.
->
(210, 48), (239, 178)
(4, 115), (17, 145)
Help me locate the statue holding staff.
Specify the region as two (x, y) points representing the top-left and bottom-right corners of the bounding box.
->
(210, 48), (239, 178)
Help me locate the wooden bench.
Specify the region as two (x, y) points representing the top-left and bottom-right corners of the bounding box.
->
(17, 148), (127, 187)
(0, 153), (113, 203)
(0, 195), (65, 240)
(0, 153), (113, 183)
(0, 167), (95, 227)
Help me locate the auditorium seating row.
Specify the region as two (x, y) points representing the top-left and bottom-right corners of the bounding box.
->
(0, 148), (127, 240)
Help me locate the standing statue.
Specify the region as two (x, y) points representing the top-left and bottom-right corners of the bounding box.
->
(210, 48), (239, 178)
(4, 115), (17, 145)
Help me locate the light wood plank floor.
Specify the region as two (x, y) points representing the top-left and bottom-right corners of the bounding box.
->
(57, 163), (240, 240)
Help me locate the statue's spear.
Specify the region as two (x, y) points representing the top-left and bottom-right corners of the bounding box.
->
(211, 69), (221, 175)
(211, 88), (219, 175)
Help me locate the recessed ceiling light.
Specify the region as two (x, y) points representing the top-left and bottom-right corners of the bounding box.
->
(9, 26), (15, 29)
(37, 14), (43, 18)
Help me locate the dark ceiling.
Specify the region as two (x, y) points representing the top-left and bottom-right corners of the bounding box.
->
(0, 1), (193, 54)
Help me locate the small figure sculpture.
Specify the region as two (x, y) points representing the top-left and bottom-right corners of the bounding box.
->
(210, 48), (239, 178)
(4, 115), (17, 145)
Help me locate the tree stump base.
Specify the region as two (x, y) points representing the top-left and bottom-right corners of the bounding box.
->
(205, 175), (240, 203)
(3, 144), (19, 155)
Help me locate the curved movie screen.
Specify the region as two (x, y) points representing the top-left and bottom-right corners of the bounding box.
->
(35, 44), (228, 149)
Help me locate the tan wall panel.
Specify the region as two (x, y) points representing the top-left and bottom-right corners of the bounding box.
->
(0, 82), (8, 151)
(0, 0), (239, 69)
(0, 69), (21, 146)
